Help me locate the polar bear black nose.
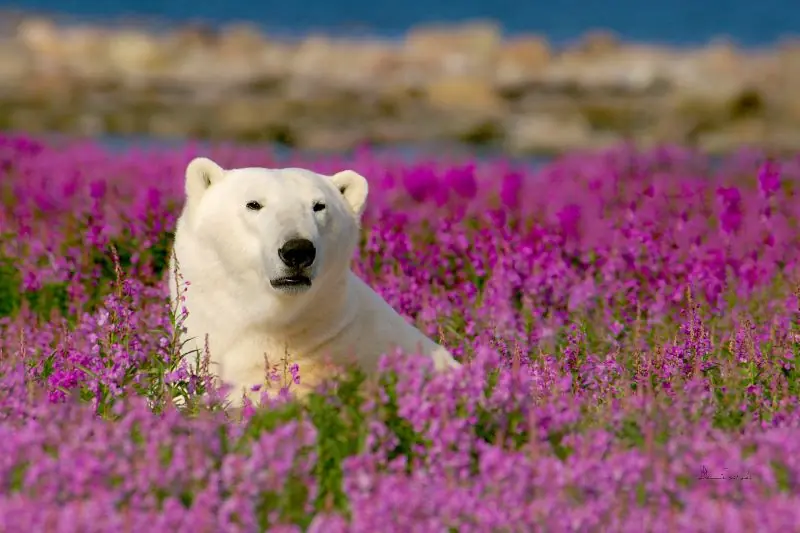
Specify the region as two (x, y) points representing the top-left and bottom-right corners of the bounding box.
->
(278, 238), (316, 269)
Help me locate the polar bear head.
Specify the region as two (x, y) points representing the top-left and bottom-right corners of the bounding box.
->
(176, 157), (368, 323)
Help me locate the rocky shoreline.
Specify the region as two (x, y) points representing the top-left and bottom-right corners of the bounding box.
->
(1, 17), (800, 154)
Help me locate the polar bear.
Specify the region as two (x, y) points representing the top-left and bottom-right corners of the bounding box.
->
(169, 157), (460, 407)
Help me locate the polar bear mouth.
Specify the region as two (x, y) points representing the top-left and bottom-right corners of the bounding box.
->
(270, 275), (312, 290)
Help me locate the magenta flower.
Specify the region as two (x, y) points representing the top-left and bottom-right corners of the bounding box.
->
(0, 133), (798, 529)
(757, 160), (781, 198)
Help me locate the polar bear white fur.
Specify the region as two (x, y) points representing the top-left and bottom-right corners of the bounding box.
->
(169, 157), (460, 407)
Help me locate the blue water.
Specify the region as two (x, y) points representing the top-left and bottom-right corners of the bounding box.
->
(77, 133), (547, 165)
(2, 0), (798, 48)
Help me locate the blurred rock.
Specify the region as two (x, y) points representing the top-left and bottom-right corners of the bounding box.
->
(213, 98), (291, 139)
(507, 113), (599, 154)
(494, 36), (551, 90)
(15, 17), (60, 58)
(107, 31), (166, 80)
(404, 21), (501, 77)
(294, 127), (365, 152)
(218, 23), (268, 56)
(667, 41), (749, 98)
(541, 46), (670, 93)
(0, 40), (31, 86)
(59, 27), (113, 81)
(289, 37), (399, 92)
(574, 30), (621, 57)
(697, 119), (768, 154)
(3, 16), (800, 155)
(424, 76), (504, 115)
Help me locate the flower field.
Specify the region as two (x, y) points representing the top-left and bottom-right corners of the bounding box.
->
(1, 134), (799, 531)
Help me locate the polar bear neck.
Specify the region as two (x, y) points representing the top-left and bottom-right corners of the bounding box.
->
(179, 261), (453, 400)
(270, 268), (358, 345)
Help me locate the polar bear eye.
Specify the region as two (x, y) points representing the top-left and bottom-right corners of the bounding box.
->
(313, 202), (326, 212)
(245, 201), (263, 211)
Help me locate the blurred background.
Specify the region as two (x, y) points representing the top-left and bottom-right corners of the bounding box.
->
(0, 0), (798, 158)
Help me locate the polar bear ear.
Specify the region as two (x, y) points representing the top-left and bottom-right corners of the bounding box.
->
(185, 157), (226, 204)
(331, 170), (369, 218)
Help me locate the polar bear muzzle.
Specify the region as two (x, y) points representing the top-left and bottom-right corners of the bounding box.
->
(270, 275), (312, 291)
(269, 237), (316, 292)
(278, 238), (316, 270)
